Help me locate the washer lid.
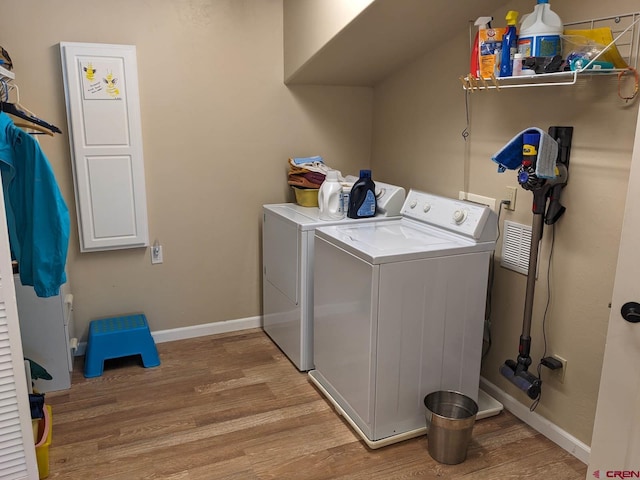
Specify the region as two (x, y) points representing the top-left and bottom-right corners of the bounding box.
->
(316, 219), (495, 264)
(263, 203), (397, 231)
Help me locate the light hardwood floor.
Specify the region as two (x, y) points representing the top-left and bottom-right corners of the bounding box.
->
(45, 329), (587, 479)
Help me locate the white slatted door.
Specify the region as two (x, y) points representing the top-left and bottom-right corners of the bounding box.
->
(0, 175), (39, 479)
(60, 42), (149, 252)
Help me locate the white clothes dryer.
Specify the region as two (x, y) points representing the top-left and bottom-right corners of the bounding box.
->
(309, 189), (499, 448)
(262, 182), (405, 371)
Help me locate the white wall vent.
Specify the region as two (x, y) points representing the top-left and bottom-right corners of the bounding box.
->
(501, 221), (532, 275)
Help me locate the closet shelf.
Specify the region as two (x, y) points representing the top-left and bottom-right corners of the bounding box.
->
(0, 65), (14, 81)
(462, 11), (640, 91)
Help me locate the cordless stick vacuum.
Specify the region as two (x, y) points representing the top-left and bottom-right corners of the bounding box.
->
(499, 126), (573, 400)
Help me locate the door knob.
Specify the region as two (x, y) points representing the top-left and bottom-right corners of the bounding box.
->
(621, 302), (640, 323)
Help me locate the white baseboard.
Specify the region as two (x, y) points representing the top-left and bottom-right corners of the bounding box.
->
(75, 315), (262, 356)
(480, 376), (590, 464)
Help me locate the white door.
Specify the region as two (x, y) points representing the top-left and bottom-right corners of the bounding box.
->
(59, 42), (149, 252)
(0, 176), (39, 479)
(588, 111), (640, 475)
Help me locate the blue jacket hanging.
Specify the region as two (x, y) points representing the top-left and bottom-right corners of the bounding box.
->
(0, 112), (70, 297)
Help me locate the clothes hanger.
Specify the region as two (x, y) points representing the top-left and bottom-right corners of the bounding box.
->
(4, 85), (53, 136)
(11, 85), (36, 117)
(0, 101), (62, 134)
(0, 84), (62, 134)
(12, 122), (53, 136)
(0, 79), (12, 105)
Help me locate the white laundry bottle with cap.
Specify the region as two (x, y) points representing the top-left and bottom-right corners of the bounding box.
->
(517, 0), (563, 58)
(318, 170), (345, 221)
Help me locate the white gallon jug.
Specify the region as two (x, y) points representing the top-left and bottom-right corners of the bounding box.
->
(518, 0), (563, 57)
(318, 170), (344, 220)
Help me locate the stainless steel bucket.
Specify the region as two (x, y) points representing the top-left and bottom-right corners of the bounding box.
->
(424, 390), (478, 465)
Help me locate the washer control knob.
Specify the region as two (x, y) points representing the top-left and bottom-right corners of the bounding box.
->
(453, 209), (467, 224)
(409, 200), (418, 209)
(423, 204), (431, 213)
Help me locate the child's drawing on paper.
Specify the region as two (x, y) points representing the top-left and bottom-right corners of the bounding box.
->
(81, 58), (124, 100)
(83, 63), (96, 81)
(103, 71), (120, 98)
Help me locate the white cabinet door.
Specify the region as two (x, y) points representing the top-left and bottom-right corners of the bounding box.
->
(60, 42), (149, 252)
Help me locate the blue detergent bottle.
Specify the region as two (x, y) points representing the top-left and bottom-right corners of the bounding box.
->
(347, 170), (377, 219)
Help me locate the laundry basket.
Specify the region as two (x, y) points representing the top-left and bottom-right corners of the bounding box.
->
(424, 390), (478, 465)
(292, 187), (319, 207)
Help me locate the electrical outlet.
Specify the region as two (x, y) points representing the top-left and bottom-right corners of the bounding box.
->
(151, 245), (163, 264)
(551, 355), (567, 383)
(505, 186), (517, 211)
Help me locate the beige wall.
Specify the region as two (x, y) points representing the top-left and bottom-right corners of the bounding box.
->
(283, 0), (374, 81)
(372, 0), (639, 445)
(0, 0), (372, 339)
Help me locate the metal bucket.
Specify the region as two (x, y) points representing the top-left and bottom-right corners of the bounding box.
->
(424, 390), (478, 465)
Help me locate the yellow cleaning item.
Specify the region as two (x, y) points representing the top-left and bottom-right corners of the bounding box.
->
(35, 405), (52, 479)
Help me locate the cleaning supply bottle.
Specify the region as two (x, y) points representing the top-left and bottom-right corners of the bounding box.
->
(517, 0), (562, 58)
(347, 170), (376, 219)
(478, 20), (505, 79)
(512, 53), (524, 76)
(341, 184), (351, 216)
(318, 170), (344, 220)
(470, 16), (493, 78)
(499, 11), (519, 77)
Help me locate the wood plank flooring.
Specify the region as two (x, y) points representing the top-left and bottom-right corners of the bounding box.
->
(45, 329), (587, 479)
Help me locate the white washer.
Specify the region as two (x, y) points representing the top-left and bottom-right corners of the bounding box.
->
(262, 182), (405, 371)
(309, 189), (498, 448)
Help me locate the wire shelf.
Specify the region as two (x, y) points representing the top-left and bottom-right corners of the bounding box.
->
(0, 65), (14, 81)
(462, 11), (640, 91)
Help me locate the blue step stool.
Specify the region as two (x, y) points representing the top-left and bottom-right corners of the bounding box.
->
(84, 314), (160, 378)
